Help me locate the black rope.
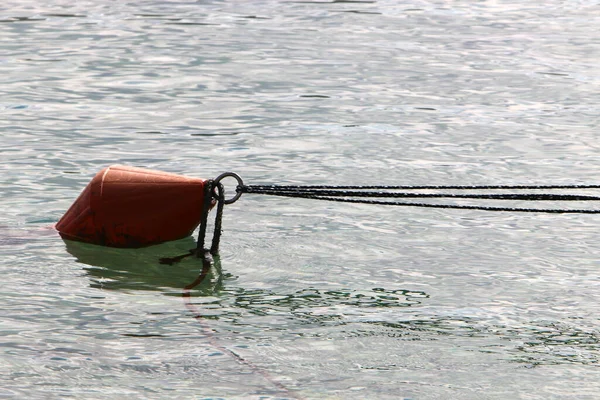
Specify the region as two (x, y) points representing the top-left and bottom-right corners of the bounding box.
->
(194, 179), (226, 259)
(242, 187), (600, 201)
(210, 182), (225, 256)
(195, 180), (214, 256)
(237, 183), (600, 214)
(243, 184), (600, 190)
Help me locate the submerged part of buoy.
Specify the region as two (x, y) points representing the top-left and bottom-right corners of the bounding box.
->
(56, 165), (209, 248)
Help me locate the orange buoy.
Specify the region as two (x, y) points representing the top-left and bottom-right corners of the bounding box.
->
(56, 165), (210, 248)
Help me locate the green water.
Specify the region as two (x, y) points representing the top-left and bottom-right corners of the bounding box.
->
(2, 1), (600, 399)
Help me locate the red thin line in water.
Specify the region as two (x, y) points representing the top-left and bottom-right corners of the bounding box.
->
(182, 258), (305, 400)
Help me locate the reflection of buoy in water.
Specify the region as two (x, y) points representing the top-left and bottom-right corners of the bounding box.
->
(56, 165), (210, 248)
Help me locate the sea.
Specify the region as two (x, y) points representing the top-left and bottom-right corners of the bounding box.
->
(1, 1), (599, 399)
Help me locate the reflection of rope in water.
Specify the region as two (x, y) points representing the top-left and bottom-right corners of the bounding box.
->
(182, 256), (305, 400)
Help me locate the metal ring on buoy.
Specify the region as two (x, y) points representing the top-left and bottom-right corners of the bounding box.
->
(213, 172), (244, 204)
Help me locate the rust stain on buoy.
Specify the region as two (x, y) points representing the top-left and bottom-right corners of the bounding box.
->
(56, 165), (209, 248)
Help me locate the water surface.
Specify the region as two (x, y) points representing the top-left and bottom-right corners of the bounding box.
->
(2, 1), (600, 399)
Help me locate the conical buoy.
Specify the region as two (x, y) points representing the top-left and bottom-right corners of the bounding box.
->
(56, 165), (210, 248)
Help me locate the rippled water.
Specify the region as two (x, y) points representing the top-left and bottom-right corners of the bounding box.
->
(2, 1), (600, 399)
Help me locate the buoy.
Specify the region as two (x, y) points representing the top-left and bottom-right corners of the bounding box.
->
(56, 165), (210, 248)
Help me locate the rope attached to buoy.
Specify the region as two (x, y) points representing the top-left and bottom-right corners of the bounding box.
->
(236, 179), (600, 214)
